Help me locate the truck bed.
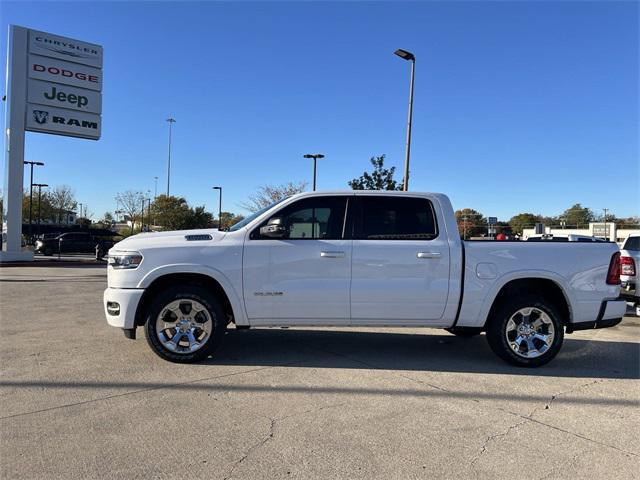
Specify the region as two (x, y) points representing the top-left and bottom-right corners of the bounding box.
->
(455, 241), (621, 328)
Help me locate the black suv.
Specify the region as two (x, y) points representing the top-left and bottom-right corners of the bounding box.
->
(35, 232), (116, 256)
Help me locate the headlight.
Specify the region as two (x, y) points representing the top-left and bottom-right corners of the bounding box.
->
(108, 252), (143, 269)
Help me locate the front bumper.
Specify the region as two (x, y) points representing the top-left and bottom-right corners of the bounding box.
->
(566, 298), (627, 332)
(103, 287), (144, 329)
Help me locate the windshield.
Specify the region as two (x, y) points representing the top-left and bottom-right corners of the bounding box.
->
(228, 197), (289, 232)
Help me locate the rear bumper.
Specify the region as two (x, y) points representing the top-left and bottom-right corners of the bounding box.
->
(566, 298), (627, 333)
(103, 287), (144, 329)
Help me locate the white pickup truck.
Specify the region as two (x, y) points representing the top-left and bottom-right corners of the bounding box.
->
(104, 191), (626, 367)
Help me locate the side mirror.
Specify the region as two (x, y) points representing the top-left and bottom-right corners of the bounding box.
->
(260, 217), (287, 238)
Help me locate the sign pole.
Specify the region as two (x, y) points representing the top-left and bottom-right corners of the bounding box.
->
(1, 26), (31, 261)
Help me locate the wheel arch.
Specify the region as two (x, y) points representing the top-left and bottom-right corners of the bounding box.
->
(134, 266), (247, 327)
(484, 276), (572, 328)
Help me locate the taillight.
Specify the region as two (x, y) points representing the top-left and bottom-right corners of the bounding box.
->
(606, 252), (621, 285)
(620, 256), (636, 276)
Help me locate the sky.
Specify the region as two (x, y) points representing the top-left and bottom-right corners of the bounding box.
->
(1, 0), (638, 221)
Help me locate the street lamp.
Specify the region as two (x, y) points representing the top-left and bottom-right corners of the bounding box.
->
(603, 208), (609, 241)
(213, 186), (222, 230)
(303, 154), (325, 191)
(23, 161), (44, 240)
(78, 203), (83, 224)
(32, 183), (48, 230)
(154, 176), (159, 198)
(394, 48), (415, 191)
(166, 117), (176, 196)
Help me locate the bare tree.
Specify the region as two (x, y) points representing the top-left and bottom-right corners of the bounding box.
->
(48, 185), (76, 224)
(115, 190), (145, 232)
(240, 181), (307, 213)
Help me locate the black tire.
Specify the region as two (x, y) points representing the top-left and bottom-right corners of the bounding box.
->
(445, 327), (482, 338)
(144, 284), (227, 363)
(486, 295), (564, 367)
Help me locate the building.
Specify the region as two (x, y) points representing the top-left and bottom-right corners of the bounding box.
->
(523, 222), (640, 245)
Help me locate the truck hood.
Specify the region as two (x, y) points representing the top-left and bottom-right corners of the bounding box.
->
(110, 229), (226, 252)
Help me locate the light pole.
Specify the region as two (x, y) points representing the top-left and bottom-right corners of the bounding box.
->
(32, 183), (48, 230)
(154, 176), (159, 198)
(166, 117), (176, 196)
(303, 154), (325, 191)
(23, 161), (44, 240)
(144, 191), (151, 231)
(603, 208), (609, 241)
(394, 48), (415, 191)
(213, 186), (222, 230)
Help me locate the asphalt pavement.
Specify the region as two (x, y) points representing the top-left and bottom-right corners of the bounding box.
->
(0, 265), (638, 479)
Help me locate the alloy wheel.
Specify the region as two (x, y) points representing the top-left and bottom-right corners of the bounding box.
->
(155, 299), (213, 354)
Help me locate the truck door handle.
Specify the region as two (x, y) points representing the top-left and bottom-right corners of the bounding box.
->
(320, 251), (345, 258)
(417, 252), (441, 259)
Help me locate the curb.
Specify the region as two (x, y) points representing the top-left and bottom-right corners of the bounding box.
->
(1, 260), (107, 268)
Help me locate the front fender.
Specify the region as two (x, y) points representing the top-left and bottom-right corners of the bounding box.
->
(138, 263), (248, 325)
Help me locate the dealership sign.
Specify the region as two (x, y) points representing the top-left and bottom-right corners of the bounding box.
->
(28, 29), (103, 68)
(24, 29), (103, 140)
(28, 55), (102, 91)
(2, 26), (104, 259)
(26, 104), (101, 138)
(27, 79), (102, 113)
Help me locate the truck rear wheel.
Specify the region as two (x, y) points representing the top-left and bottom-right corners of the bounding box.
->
(486, 295), (564, 367)
(144, 285), (227, 363)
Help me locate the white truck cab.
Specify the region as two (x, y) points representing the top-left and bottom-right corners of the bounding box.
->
(104, 191), (626, 367)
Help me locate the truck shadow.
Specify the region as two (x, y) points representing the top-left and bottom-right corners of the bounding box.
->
(208, 327), (640, 380)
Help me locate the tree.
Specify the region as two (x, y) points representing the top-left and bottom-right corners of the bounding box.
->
(348, 155), (403, 191)
(454, 208), (487, 239)
(149, 195), (215, 231)
(149, 195), (191, 230)
(95, 212), (115, 229)
(618, 216), (640, 228)
(184, 205), (214, 230)
(48, 185), (76, 224)
(508, 213), (542, 235)
(102, 212), (114, 224)
(116, 190), (145, 232)
(240, 181), (307, 213)
(560, 204), (594, 228)
(75, 217), (91, 227)
(217, 211), (244, 230)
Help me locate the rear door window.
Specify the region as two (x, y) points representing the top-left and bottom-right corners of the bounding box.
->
(354, 196), (438, 240)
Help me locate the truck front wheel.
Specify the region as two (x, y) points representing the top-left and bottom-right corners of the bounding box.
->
(486, 296), (564, 367)
(144, 285), (227, 363)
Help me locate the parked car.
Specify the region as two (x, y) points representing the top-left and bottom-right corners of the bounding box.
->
(103, 191), (626, 367)
(526, 234), (605, 242)
(619, 234), (639, 316)
(35, 231), (116, 256)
